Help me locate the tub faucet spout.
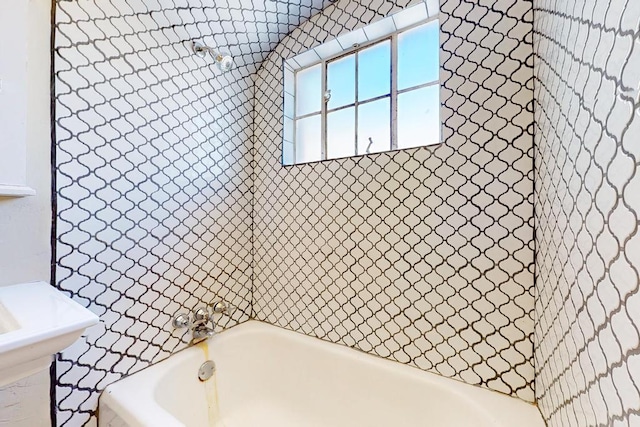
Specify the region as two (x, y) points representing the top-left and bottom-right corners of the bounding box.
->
(192, 324), (215, 342)
(191, 306), (215, 343)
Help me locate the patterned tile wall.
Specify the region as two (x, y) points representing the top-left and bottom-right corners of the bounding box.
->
(533, 0), (640, 425)
(253, 0), (536, 401)
(53, 0), (330, 425)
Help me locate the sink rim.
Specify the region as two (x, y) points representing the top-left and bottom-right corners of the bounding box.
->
(0, 281), (99, 354)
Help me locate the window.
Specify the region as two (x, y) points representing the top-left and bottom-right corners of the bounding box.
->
(282, 3), (440, 166)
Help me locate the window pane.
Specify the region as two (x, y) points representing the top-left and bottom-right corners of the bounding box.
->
(398, 85), (440, 149)
(398, 21), (439, 90)
(327, 54), (355, 110)
(296, 64), (322, 116)
(296, 114), (322, 163)
(283, 140), (294, 165)
(358, 41), (391, 101)
(327, 107), (355, 159)
(358, 98), (391, 155)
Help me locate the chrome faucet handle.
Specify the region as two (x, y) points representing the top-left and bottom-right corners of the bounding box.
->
(172, 313), (190, 329)
(192, 306), (211, 324)
(210, 300), (228, 314)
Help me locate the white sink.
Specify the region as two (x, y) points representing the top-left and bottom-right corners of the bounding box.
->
(0, 281), (99, 387)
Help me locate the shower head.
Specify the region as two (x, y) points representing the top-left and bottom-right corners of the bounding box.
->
(215, 54), (234, 72)
(191, 41), (235, 73)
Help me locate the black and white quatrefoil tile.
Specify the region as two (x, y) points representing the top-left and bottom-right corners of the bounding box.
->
(55, 0), (536, 425)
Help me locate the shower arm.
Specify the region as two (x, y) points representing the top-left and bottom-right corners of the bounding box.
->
(191, 41), (235, 72)
(192, 42), (223, 61)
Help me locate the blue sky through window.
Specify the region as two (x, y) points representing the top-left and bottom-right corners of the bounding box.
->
(398, 21), (439, 90)
(359, 41), (391, 101)
(398, 85), (439, 148)
(327, 55), (355, 109)
(358, 98), (391, 155)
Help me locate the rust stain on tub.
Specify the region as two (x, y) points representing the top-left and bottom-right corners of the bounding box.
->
(199, 341), (224, 426)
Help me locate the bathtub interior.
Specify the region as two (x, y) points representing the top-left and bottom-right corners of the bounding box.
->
(154, 349), (213, 426)
(100, 347), (210, 427)
(100, 321), (544, 427)
(213, 327), (493, 427)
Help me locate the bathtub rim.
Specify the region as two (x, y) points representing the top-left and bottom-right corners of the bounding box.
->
(99, 320), (544, 427)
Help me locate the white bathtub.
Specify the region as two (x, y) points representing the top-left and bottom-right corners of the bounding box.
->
(99, 321), (544, 427)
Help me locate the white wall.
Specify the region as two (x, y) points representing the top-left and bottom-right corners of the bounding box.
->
(0, 0), (51, 287)
(0, 0), (28, 189)
(0, 0), (52, 426)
